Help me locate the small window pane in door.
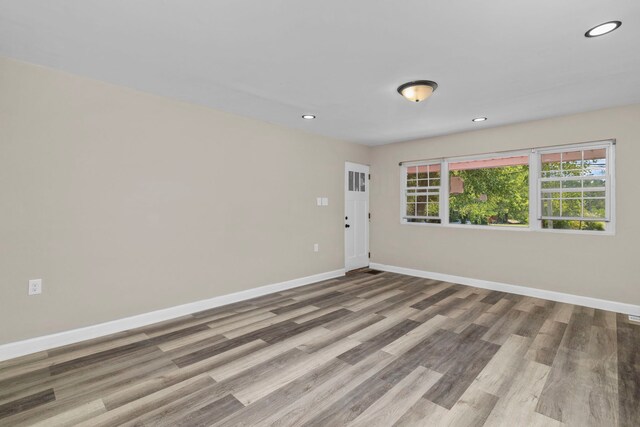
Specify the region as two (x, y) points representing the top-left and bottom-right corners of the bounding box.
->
(354, 172), (360, 192)
(360, 173), (366, 191)
(349, 171), (354, 191)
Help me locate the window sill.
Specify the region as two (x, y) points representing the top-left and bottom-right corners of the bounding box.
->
(537, 228), (615, 236)
(400, 220), (615, 236)
(401, 221), (531, 232)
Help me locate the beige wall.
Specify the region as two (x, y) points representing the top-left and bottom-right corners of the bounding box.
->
(0, 57), (369, 344)
(2, 55), (638, 346)
(371, 104), (640, 306)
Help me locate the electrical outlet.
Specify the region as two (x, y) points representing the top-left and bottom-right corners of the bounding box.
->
(629, 315), (640, 323)
(313, 243), (319, 252)
(28, 279), (42, 295)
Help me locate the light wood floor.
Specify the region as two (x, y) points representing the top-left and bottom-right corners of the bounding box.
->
(0, 271), (638, 426)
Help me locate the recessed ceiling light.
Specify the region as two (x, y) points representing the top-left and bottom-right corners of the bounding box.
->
(397, 80), (438, 103)
(585, 21), (621, 38)
(472, 117), (487, 122)
(302, 114), (316, 120)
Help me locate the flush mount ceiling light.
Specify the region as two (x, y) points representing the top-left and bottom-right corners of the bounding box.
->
(301, 114), (316, 120)
(397, 80), (438, 103)
(472, 117), (487, 122)
(585, 21), (621, 37)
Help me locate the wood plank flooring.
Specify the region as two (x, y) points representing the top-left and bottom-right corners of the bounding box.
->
(0, 271), (638, 426)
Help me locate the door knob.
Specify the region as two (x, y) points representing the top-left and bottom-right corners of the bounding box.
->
(345, 224), (350, 228)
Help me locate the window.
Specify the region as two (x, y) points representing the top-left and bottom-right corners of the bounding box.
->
(403, 163), (441, 223)
(400, 140), (615, 234)
(538, 144), (612, 232)
(449, 155), (529, 227)
(349, 171), (366, 192)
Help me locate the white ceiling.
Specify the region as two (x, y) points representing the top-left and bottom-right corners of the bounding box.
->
(1, 1), (639, 145)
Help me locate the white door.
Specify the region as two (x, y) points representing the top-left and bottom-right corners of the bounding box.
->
(345, 162), (369, 272)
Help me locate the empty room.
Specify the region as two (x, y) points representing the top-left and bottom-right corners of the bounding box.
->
(1, 1), (639, 426)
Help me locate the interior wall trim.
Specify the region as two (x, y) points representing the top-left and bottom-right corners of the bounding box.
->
(370, 262), (640, 316)
(0, 269), (345, 362)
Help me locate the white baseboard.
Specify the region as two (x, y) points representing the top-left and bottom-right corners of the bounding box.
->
(370, 263), (640, 316)
(0, 269), (345, 363)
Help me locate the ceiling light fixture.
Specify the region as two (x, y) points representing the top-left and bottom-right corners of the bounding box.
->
(472, 117), (487, 122)
(301, 114), (316, 120)
(585, 21), (621, 37)
(397, 80), (438, 103)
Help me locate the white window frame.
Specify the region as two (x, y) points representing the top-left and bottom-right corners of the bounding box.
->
(534, 140), (615, 235)
(399, 139), (615, 235)
(400, 159), (444, 223)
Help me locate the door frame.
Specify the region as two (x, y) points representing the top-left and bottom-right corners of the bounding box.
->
(344, 161), (370, 272)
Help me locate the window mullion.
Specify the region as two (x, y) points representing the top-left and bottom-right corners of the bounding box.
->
(529, 150), (541, 230)
(441, 160), (449, 225)
(605, 173), (611, 222)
